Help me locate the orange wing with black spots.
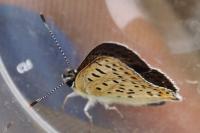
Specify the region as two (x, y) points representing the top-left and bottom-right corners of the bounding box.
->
(74, 56), (181, 106)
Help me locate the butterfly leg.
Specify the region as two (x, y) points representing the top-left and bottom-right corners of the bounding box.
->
(62, 92), (78, 109)
(104, 104), (123, 118)
(84, 99), (96, 123)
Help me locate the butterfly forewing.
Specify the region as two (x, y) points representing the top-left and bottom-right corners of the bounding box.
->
(74, 56), (178, 106)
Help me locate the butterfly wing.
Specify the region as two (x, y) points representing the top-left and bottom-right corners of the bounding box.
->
(77, 43), (178, 92)
(74, 55), (180, 106)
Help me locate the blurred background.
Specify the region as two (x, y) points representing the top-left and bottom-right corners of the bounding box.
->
(0, 0), (200, 133)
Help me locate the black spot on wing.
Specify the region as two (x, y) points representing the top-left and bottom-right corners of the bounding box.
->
(113, 80), (119, 83)
(127, 92), (135, 94)
(113, 72), (119, 75)
(146, 91), (153, 96)
(112, 68), (117, 71)
(96, 87), (101, 90)
(131, 76), (137, 79)
(91, 73), (100, 78)
(95, 68), (106, 74)
(88, 78), (93, 81)
(96, 62), (102, 66)
(128, 96), (133, 98)
(166, 92), (170, 94)
(119, 87), (125, 90)
(102, 82), (108, 86)
(112, 64), (117, 67)
(124, 72), (130, 75)
(116, 90), (124, 93)
(119, 67), (124, 70)
(105, 65), (111, 68)
(141, 85), (146, 88)
(118, 75), (123, 78)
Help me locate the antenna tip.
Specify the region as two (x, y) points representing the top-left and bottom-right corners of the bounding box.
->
(30, 100), (38, 107)
(40, 13), (46, 22)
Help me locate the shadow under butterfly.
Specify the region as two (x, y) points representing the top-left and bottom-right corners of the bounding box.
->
(31, 14), (182, 123)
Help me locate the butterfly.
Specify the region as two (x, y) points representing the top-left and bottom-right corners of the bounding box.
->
(30, 14), (182, 123)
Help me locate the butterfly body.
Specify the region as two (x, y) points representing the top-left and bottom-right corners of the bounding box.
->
(62, 43), (182, 122)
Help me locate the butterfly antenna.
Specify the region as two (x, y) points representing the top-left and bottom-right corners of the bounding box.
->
(40, 13), (71, 67)
(30, 82), (65, 107)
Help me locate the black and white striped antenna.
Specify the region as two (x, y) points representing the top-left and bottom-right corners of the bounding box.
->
(30, 82), (65, 107)
(40, 14), (71, 67)
(30, 14), (71, 107)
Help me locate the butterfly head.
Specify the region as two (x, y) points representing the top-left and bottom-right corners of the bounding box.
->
(62, 68), (77, 87)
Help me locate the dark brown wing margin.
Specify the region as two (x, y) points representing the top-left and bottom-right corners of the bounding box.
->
(77, 43), (177, 92)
